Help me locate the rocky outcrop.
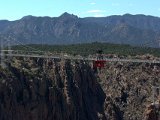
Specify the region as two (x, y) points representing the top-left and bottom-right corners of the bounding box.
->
(0, 58), (106, 120)
(99, 62), (160, 120)
(144, 104), (159, 120)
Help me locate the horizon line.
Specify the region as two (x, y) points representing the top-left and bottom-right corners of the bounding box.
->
(1, 12), (160, 21)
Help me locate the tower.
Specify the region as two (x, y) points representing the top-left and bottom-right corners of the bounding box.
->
(0, 38), (5, 68)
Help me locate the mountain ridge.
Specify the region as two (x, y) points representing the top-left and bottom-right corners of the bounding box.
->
(0, 13), (160, 47)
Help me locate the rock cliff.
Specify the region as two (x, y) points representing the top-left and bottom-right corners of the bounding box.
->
(99, 62), (160, 120)
(0, 58), (106, 120)
(0, 56), (160, 120)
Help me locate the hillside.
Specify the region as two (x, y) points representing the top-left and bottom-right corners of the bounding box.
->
(0, 13), (160, 47)
(11, 42), (160, 57)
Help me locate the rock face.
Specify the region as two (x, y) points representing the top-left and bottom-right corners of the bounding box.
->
(1, 56), (160, 120)
(144, 104), (160, 120)
(0, 59), (106, 120)
(99, 62), (160, 120)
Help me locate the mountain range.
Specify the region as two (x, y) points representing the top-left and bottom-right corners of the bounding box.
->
(0, 12), (160, 47)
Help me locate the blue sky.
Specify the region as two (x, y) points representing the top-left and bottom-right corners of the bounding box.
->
(0, 0), (160, 20)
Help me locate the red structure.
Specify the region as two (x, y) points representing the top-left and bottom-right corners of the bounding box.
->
(92, 49), (106, 71)
(93, 60), (106, 68)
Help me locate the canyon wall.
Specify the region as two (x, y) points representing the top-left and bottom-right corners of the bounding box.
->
(0, 59), (106, 120)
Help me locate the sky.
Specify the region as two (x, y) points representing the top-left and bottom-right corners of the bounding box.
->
(0, 0), (160, 21)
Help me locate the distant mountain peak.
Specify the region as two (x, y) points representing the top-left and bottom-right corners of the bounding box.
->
(21, 15), (35, 20)
(59, 12), (78, 19)
(123, 13), (132, 16)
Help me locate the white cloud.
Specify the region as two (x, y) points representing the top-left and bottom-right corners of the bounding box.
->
(86, 10), (106, 17)
(87, 10), (106, 13)
(90, 2), (96, 5)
